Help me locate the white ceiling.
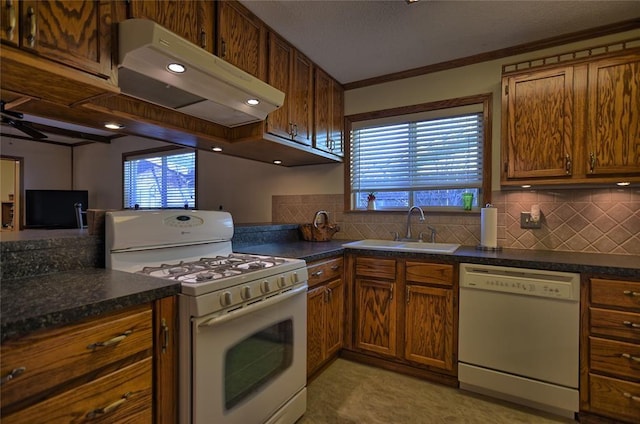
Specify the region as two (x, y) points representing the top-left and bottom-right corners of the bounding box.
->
(239, 0), (640, 84)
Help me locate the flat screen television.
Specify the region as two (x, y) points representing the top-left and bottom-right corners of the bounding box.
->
(25, 189), (88, 229)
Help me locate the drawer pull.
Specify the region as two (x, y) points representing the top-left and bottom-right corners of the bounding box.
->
(622, 392), (640, 402)
(331, 265), (340, 271)
(623, 290), (640, 297)
(0, 366), (25, 386)
(623, 321), (640, 329)
(86, 330), (132, 350)
(311, 270), (324, 277)
(86, 391), (132, 419)
(621, 353), (640, 362)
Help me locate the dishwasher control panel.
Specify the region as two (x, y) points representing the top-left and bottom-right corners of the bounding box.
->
(459, 263), (580, 300)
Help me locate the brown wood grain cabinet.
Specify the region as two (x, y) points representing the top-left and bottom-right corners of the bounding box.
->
(307, 257), (344, 378)
(0, 298), (178, 424)
(127, 0), (214, 52)
(267, 31), (313, 146)
(501, 49), (640, 187)
(314, 67), (344, 156)
(580, 277), (640, 424)
(347, 254), (457, 383)
(217, 0), (266, 80)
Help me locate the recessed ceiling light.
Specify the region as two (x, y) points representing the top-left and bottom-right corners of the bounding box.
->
(246, 99), (260, 106)
(212, 147), (222, 152)
(521, 184), (531, 188)
(104, 122), (124, 130)
(616, 182), (631, 186)
(167, 63), (186, 73)
(273, 160), (283, 165)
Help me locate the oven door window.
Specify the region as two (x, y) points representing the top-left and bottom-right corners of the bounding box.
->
(224, 319), (294, 411)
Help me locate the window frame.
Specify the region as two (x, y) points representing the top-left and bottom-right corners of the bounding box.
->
(122, 146), (197, 209)
(344, 93), (492, 212)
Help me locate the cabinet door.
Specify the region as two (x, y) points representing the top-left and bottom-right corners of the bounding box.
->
(267, 32), (293, 139)
(154, 296), (178, 424)
(325, 278), (344, 358)
(330, 79), (345, 156)
(504, 67), (574, 179)
(314, 67), (331, 152)
(217, 0), (266, 80)
(307, 285), (326, 377)
(587, 54), (640, 176)
(291, 50), (313, 145)
(20, 0), (112, 79)
(128, 0), (213, 51)
(355, 278), (397, 357)
(404, 285), (454, 370)
(1, 0), (19, 45)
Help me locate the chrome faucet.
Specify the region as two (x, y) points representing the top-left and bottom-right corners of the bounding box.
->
(405, 206), (425, 240)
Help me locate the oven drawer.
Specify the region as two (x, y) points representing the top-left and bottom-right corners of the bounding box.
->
(1, 304), (153, 410)
(2, 357), (152, 424)
(591, 278), (640, 310)
(355, 257), (396, 280)
(590, 337), (640, 379)
(307, 257), (343, 289)
(590, 307), (640, 343)
(405, 262), (453, 286)
(589, 373), (640, 423)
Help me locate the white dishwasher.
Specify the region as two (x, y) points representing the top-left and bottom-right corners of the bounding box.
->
(458, 263), (581, 419)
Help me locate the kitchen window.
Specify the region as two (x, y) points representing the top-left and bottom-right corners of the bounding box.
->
(346, 94), (492, 211)
(123, 147), (196, 209)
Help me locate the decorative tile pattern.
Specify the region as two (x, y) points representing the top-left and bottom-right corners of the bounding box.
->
(273, 187), (640, 255)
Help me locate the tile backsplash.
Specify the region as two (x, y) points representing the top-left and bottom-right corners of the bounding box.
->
(273, 188), (640, 255)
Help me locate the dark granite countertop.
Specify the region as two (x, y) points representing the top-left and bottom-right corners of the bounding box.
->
(236, 241), (640, 278)
(1, 268), (180, 343)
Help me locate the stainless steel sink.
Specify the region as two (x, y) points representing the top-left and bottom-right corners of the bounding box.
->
(342, 239), (460, 254)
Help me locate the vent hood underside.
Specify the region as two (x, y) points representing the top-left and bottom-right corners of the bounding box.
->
(118, 19), (284, 128)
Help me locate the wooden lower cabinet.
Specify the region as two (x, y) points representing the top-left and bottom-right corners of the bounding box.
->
(580, 276), (640, 423)
(346, 254), (457, 383)
(307, 257), (344, 378)
(1, 297), (178, 424)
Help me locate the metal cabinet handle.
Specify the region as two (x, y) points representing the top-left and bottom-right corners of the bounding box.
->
(293, 123), (299, 138)
(330, 265), (340, 271)
(86, 330), (132, 350)
(86, 392), (132, 419)
(220, 39), (227, 58)
(1, 366), (25, 386)
(589, 152), (596, 173)
(26, 6), (36, 47)
(621, 353), (640, 362)
(161, 318), (169, 354)
(623, 321), (640, 329)
(327, 288), (332, 302)
(389, 286), (393, 302)
(4, 0), (16, 40)
(200, 28), (206, 49)
(622, 392), (640, 402)
(623, 290), (640, 297)
(311, 270), (324, 277)
(406, 287), (411, 304)
(565, 154), (571, 175)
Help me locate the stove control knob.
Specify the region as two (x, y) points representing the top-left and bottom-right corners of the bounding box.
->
(261, 280), (271, 294)
(241, 286), (252, 300)
(291, 272), (299, 283)
(220, 291), (233, 307)
(278, 276), (287, 288)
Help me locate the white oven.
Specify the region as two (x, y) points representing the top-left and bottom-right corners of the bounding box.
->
(105, 210), (308, 424)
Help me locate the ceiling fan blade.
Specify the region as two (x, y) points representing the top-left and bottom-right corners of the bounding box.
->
(3, 118), (48, 139)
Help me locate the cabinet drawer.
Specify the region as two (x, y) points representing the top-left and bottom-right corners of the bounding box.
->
(590, 307), (640, 343)
(307, 257), (343, 289)
(405, 262), (453, 286)
(589, 373), (640, 423)
(1, 304), (152, 409)
(355, 257), (396, 280)
(590, 337), (640, 379)
(591, 278), (640, 310)
(2, 357), (152, 424)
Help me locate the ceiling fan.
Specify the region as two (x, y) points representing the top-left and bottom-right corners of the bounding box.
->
(1, 100), (48, 139)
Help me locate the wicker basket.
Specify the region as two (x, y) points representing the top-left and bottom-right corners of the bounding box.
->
(299, 211), (340, 242)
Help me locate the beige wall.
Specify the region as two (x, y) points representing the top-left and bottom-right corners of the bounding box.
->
(1, 138), (72, 189)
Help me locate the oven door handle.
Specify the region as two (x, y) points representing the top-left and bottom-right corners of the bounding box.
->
(196, 284), (308, 328)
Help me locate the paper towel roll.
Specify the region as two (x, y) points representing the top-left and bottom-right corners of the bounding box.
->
(480, 207), (497, 248)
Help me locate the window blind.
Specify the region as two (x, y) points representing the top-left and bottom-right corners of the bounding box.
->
(350, 112), (483, 209)
(124, 149), (196, 209)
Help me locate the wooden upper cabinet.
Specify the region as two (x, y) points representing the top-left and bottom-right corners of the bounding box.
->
(330, 77), (345, 156)
(502, 66), (574, 180)
(314, 67), (344, 156)
(1, 0), (20, 45)
(267, 31), (313, 145)
(587, 53), (640, 177)
(217, 0), (266, 80)
(18, 0), (113, 80)
(127, 0), (214, 51)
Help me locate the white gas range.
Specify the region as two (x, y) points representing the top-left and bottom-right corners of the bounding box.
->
(105, 209), (308, 424)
